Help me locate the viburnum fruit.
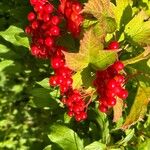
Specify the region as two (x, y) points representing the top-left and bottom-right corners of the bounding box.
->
(94, 61), (128, 113)
(108, 41), (120, 50)
(58, 0), (84, 37)
(25, 0), (61, 58)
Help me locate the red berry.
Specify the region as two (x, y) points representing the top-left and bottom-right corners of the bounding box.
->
(113, 61), (124, 71)
(72, 2), (83, 13)
(108, 41), (119, 50)
(68, 111), (74, 117)
(99, 104), (108, 113)
(50, 26), (60, 36)
(51, 16), (61, 25)
(51, 57), (64, 69)
(118, 89), (128, 99)
(44, 4), (54, 14)
(107, 97), (116, 106)
(28, 12), (36, 21)
(31, 20), (39, 29)
(114, 75), (125, 83)
(49, 76), (58, 86)
(107, 79), (117, 89)
(45, 37), (54, 47)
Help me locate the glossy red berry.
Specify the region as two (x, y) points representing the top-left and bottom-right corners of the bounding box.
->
(50, 26), (60, 36)
(118, 89), (128, 99)
(51, 57), (64, 69)
(108, 41), (119, 50)
(51, 16), (61, 25)
(49, 76), (58, 86)
(45, 37), (54, 47)
(113, 61), (124, 71)
(107, 79), (117, 89)
(107, 97), (116, 106)
(28, 12), (36, 21)
(99, 104), (108, 113)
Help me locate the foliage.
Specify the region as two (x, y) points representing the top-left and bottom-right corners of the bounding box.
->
(0, 0), (150, 150)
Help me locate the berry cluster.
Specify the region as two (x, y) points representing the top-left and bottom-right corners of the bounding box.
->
(49, 46), (87, 121)
(94, 60), (128, 113)
(58, 0), (84, 37)
(93, 41), (128, 112)
(62, 90), (87, 121)
(25, 0), (61, 58)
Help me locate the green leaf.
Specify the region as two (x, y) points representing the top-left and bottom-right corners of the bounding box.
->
(84, 141), (106, 150)
(122, 87), (150, 129)
(0, 26), (29, 48)
(125, 11), (150, 44)
(48, 124), (84, 150)
(83, 0), (114, 21)
(37, 78), (50, 89)
(0, 60), (14, 72)
(83, 19), (98, 29)
(88, 109), (110, 144)
(117, 129), (135, 146)
(64, 29), (117, 71)
(138, 139), (150, 150)
(29, 88), (58, 108)
(81, 66), (95, 89)
(63, 51), (88, 71)
(123, 46), (150, 65)
(111, 0), (132, 29)
(43, 145), (52, 150)
(83, 0), (116, 33)
(0, 44), (10, 54)
(72, 71), (83, 89)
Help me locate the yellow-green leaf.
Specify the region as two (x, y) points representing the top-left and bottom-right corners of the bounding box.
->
(83, 0), (114, 20)
(125, 11), (150, 44)
(122, 86), (150, 129)
(113, 98), (123, 122)
(64, 29), (117, 71)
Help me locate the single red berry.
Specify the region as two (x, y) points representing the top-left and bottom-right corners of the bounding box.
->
(106, 89), (116, 98)
(44, 4), (54, 14)
(99, 104), (108, 113)
(45, 37), (54, 47)
(80, 111), (87, 120)
(28, 12), (36, 21)
(113, 61), (124, 71)
(25, 26), (31, 34)
(34, 3), (43, 12)
(108, 41), (119, 50)
(114, 75), (125, 84)
(31, 20), (39, 29)
(49, 76), (58, 86)
(50, 26), (60, 36)
(118, 89), (128, 99)
(107, 79), (117, 89)
(68, 111), (74, 117)
(51, 57), (64, 69)
(75, 114), (82, 121)
(43, 14), (50, 22)
(107, 97), (116, 106)
(72, 2), (83, 14)
(60, 85), (69, 94)
(51, 16), (61, 25)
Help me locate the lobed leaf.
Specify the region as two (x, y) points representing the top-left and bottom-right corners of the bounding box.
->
(125, 11), (150, 44)
(64, 29), (117, 71)
(0, 26), (29, 48)
(84, 141), (106, 150)
(122, 86), (150, 129)
(48, 124), (84, 150)
(0, 60), (14, 72)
